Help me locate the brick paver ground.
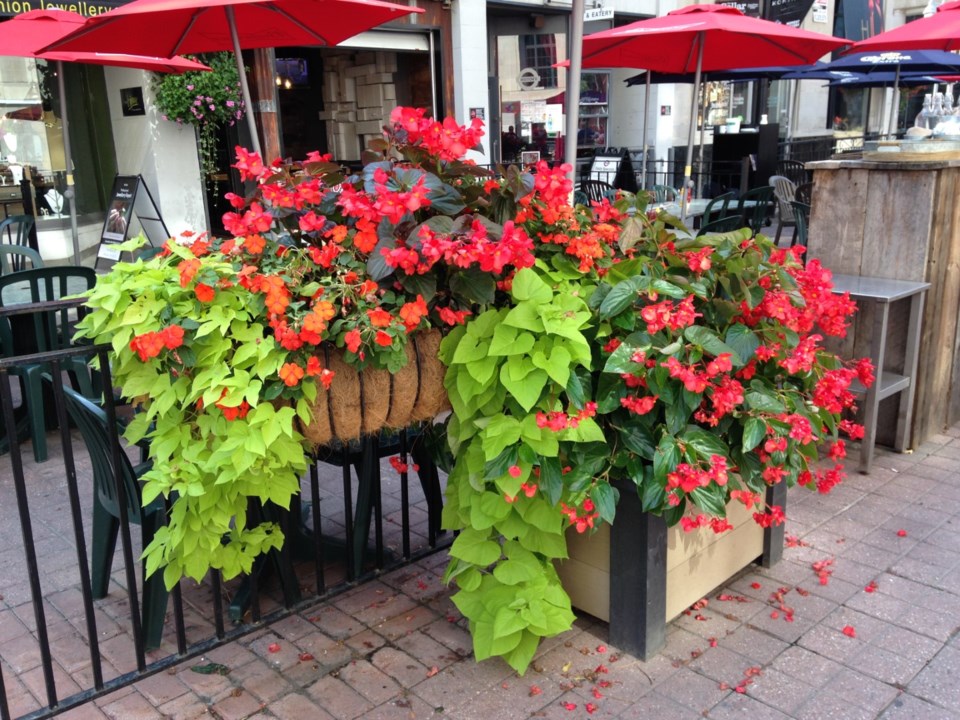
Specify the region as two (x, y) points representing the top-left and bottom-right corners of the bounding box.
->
(72, 425), (960, 719)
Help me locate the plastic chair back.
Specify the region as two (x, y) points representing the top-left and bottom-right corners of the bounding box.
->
(738, 185), (774, 236)
(59, 385), (146, 524)
(577, 180), (617, 203)
(0, 244), (43, 274)
(0, 215), (36, 272)
(769, 176), (797, 223)
(702, 191), (735, 225)
(697, 214), (744, 237)
(652, 185), (679, 203)
(790, 201), (811, 248)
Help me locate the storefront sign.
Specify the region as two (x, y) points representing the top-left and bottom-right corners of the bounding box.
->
(518, 68), (541, 91)
(660, 105), (672, 116)
(0, 0), (131, 18)
(765, 0), (817, 27)
(97, 174), (167, 268)
(812, 0), (828, 22)
(719, 0), (761, 17)
(583, 7), (614, 21)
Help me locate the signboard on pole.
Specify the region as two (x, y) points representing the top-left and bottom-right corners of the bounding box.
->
(97, 174), (169, 268)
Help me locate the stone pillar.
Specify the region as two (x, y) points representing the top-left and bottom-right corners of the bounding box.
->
(450, 0), (490, 164)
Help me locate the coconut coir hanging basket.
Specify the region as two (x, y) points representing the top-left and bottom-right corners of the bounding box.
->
(298, 329), (449, 447)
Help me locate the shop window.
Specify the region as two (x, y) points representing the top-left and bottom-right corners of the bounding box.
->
(577, 72), (609, 148)
(0, 57), (114, 224)
(521, 34), (558, 89)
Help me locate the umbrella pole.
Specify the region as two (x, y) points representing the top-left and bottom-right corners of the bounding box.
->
(226, 6), (263, 157)
(681, 32), (704, 224)
(696, 79), (707, 199)
(56, 61), (81, 266)
(641, 71), (650, 190)
(788, 78), (800, 159)
(563, 0), (585, 183)
(889, 65), (901, 139)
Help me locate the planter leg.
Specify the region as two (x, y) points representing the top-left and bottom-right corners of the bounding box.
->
(609, 481), (667, 660)
(761, 483), (787, 568)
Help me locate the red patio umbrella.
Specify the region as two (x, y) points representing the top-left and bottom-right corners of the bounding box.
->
(0, 9), (212, 264)
(45, 0), (425, 156)
(580, 5), (850, 217)
(846, 0), (960, 52)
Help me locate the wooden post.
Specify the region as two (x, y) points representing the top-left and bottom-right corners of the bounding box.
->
(250, 48), (283, 162)
(608, 479), (667, 660)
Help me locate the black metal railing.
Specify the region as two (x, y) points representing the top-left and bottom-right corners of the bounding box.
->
(0, 299), (449, 720)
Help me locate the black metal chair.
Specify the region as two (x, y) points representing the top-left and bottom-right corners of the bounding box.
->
(701, 191), (736, 226)
(777, 159), (810, 187)
(795, 182), (814, 206)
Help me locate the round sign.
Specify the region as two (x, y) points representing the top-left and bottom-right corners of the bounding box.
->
(518, 67), (541, 90)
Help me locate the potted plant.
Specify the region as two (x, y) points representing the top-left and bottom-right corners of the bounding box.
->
(78, 107), (871, 675)
(152, 52), (247, 180)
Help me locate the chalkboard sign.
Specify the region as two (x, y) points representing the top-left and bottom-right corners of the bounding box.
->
(589, 150), (638, 192)
(97, 175), (169, 269)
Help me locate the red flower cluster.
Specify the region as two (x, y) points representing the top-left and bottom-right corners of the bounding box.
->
(129, 325), (184, 361)
(389, 106), (485, 162)
(560, 498), (599, 533)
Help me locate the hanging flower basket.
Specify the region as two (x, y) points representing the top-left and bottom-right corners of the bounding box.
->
(298, 329), (449, 446)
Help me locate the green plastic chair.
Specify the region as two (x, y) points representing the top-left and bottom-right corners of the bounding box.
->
(0, 215), (36, 272)
(652, 185), (679, 203)
(701, 191), (735, 226)
(0, 266), (97, 462)
(0, 244), (43, 274)
(790, 201), (811, 250)
(697, 214), (744, 237)
(57, 384), (169, 650)
(737, 185), (774, 237)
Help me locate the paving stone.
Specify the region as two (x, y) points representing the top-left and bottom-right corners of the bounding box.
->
(743, 667), (816, 715)
(305, 673), (374, 719)
(268, 691), (335, 720)
(155, 691), (212, 720)
(337, 658), (402, 705)
(880, 692), (960, 719)
(655, 666), (729, 713)
(707, 691), (793, 719)
(716, 624), (790, 665)
(907, 645), (960, 711)
(100, 690), (166, 719)
(822, 667), (900, 713)
(209, 687), (265, 720)
(793, 691), (883, 720)
(615, 690), (707, 719)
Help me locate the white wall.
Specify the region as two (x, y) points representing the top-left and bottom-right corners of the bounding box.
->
(103, 67), (207, 237)
(452, 0), (491, 163)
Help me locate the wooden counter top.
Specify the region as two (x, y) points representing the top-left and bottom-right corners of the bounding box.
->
(807, 157), (960, 171)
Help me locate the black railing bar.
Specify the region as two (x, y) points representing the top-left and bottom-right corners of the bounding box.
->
(0, 368), (58, 709)
(309, 461), (325, 596)
(212, 571), (226, 640)
(342, 462), (355, 581)
(97, 349), (147, 671)
(164, 494), (188, 656)
(250, 554), (261, 625)
(0, 645), (8, 720)
(0, 297), (88, 319)
(48, 364), (105, 691)
(16, 538), (452, 720)
(0, 343), (107, 371)
(373, 457), (384, 570)
(399, 432), (411, 560)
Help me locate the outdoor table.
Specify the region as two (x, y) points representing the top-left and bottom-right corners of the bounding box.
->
(650, 198), (759, 219)
(829, 274), (929, 474)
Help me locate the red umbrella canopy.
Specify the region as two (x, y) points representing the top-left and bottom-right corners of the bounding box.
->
(847, 0), (960, 52)
(44, 0), (425, 57)
(581, 4), (850, 72)
(0, 9), (210, 73)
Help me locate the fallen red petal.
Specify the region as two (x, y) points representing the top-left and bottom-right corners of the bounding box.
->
(596, 644), (607, 653)
(865, 580), (878, 593)
(585, 702), (598, 714)
(529, 685), (542, 697)
(592, 688), (603, 699)
(426, 666), (439, 677)
(842, 625), (857, 638)
(298, 653), (314, 662)
(562, 701), (577, 711)
(267, 643), (281, 653)
(897, 529), (908, 537)
(750, 582), (762, 590)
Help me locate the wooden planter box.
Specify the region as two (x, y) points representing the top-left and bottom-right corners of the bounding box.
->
(555, 480), (785, 659)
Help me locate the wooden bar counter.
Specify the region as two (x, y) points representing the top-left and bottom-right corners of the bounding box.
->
(806, 155), (960, 447)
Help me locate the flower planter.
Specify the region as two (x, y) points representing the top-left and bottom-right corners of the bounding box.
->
(555, 480), (786, 660)
(298, 330), (449, 446)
